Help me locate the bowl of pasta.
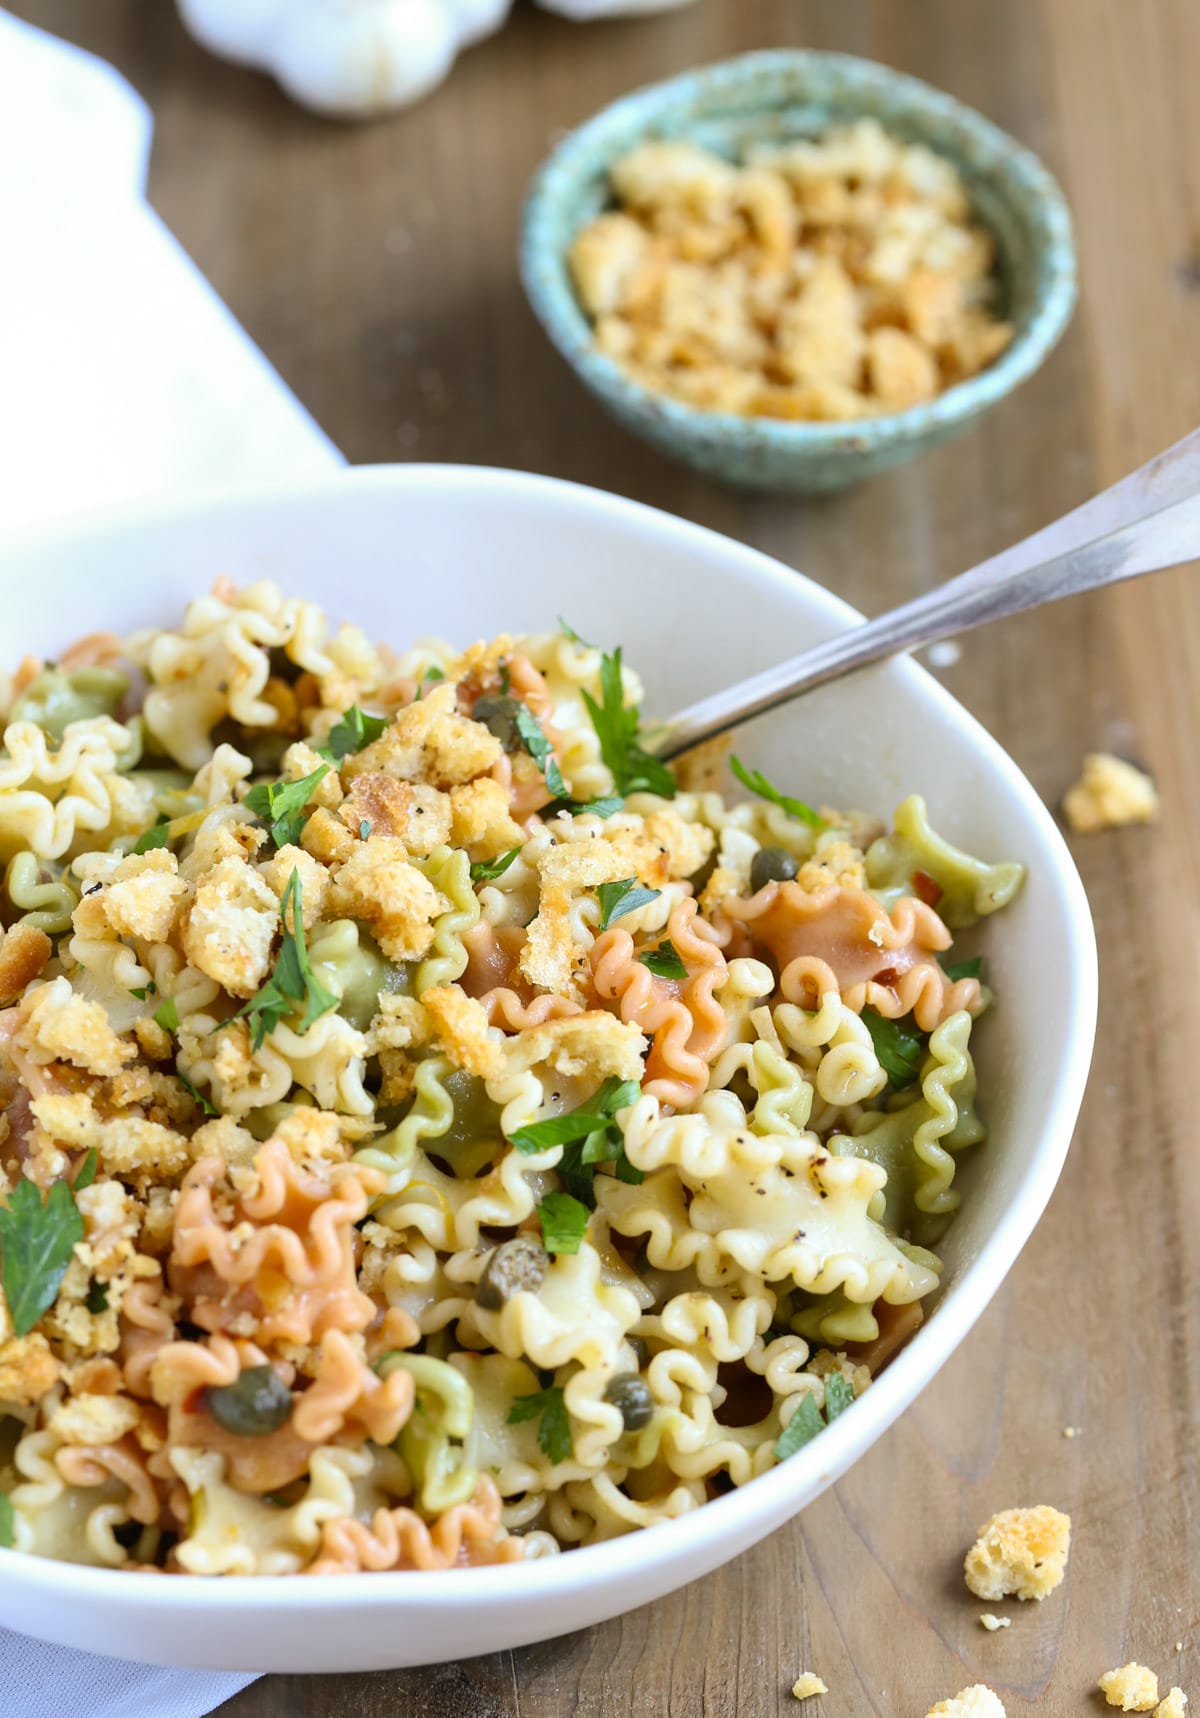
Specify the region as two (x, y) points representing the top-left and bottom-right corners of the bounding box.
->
(0, 466), (1095, 1671)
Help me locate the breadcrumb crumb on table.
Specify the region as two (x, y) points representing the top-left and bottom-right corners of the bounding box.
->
(979, 1613), (1011, 1631)
(924, 1685), (1006, 1717)
(790, 1673), (827, 1701)
(1098, 1664), (1159, 1710)
(1063, 752), (1160, 833)
(964, 1504), (1071, 1601)
(1155, 1690), (1188, 1718)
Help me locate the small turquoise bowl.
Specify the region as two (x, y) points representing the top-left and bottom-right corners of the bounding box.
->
(520, 51), (1077, 494)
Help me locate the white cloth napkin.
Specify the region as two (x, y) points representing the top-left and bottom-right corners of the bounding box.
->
(0, 9), (345, 1711)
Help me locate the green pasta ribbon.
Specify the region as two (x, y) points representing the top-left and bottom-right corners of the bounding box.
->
(4, 853), (78, 936)
(376, 1352), (479, 1514)
(306, 918), (410, 1031)
(865, 795), (1025, 929)
(831, 1010), (983, 1244)
(9, 665), (128, 742)
(412, 847), (479, 994)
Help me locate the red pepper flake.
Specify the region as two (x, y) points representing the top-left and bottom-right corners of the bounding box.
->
(912, 869), (942, 907)
(872, 966), (901, 988)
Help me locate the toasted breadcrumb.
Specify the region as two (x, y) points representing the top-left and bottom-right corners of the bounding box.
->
(1098, 1664), (1159, 1710)
(339, 772), (452, 852)
(183, 854), (280, 997)
(0, 921), (52, 1003)
(448, 777), (525, 860)
(964, 1505), (1071, 1602)
(924, 1686), (1006, 1717)
(0, 1333), (60, 1402)
(343, 682), (499, 787)
(979, 1614), (1011, 1632)
(48, 1391), (141, 1446)
(100, 848), (189, 942)
(301, 805), (357, 866)
(1155, 1691), (1187, 1718)
(513, 1014), (646, 1086)
(328, 838), (447, 961)
(421, 985), (505, 1080)
(791, 1673), (827, 1700)
(1063, 753), (1159, 833)
(18, 978), (135, 1077)
(258, 843), (330, 929)
(280, 739), (344, 809)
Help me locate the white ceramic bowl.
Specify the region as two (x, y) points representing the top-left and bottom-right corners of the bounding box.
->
(0, 467), (1096, 1671)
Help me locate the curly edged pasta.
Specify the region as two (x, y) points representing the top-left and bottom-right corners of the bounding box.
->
(0, 588), (1022, 1573)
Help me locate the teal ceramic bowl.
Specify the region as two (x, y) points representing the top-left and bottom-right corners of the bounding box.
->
(520, 51), (1077, 494)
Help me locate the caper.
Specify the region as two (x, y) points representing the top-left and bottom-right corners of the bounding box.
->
(205, 1366), (294, 1437)
(627, 1335), (650, 1372)
(472, 694), (524, 753)
(474, 1235), (548, 1310)
(604, 1372), (654, 1432)
(750, 846), (799, 894)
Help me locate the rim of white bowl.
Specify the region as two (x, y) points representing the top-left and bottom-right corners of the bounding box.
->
(0, 466), (1098, 1616)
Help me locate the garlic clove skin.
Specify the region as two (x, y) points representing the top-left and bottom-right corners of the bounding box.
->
(175, 0), (514, 119)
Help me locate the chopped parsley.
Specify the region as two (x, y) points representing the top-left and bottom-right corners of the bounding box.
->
(558, 617), (594, 648)
(510, 1077), (643, 1204)
(773, 1376), (855, 1461)
(177, 1070), (218, 1117)
(235, 868), (338, 1051)
(581, 646), (676, 799)
(507, 1382), (572, 1464)
(0, 1175), (85, 1338)
(861, 1007), (926, 1089)
(74, 1148), (97, 1191)
(730, 756), (822, 830)
(359, 820), (373, 840)
(129, 982), (156, 1001)
(132, 820), (170, 855)
(470, 846), (522, 884)
(638, 938), (687, 980)
(86, 1279), (110, 1314)
(242, 763), (329, 849)
(940, 953), (983, 983)
(569, 796), (624, 818)
(596, 877), (661, 933)
(512, 704), (567, 800)
(536, 1191), (590, 1256)
(0, 1494), (13, 1549)
(317, 705), (389, 763)
(153, 996), (180, 1035)
(822, 1372), (855, 1421)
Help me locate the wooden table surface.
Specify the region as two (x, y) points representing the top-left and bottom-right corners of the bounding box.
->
(13, 2), (1200, 1712)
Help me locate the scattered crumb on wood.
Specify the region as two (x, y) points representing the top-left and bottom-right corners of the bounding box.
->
(1063, 752), (1159, 833)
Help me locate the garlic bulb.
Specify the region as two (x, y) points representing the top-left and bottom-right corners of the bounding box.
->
(175, 0), (513, 118)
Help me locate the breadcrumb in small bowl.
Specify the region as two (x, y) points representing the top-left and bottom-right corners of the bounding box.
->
(521, 50), (1076, 493)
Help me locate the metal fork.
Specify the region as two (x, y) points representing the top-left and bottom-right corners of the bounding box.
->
(654, 427), (1200, 760)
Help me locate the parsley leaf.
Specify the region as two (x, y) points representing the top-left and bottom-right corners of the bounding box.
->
(581, 647), (676, 799)
(0, 1494), (13, 1550)
(235, 868), (338, 1051)
(822, 1372), (855, 1421)
(568, 796), (624, 818)
(0, 1176), (85, 1337)
(773, 1393), (825, 1460)
(129, 983), (155, 1001)
(537, 1191), (590, 1256)
(318, 705), (389, 763)
(470, 846), (522, 884)
(242, 763), (329, 850)
(730, 755), (822, 829)
(596, 877), (661, 932)
(507, 1384), (572, 1463)
(74, 1148), (97, 1192)
(86, 1279), (110, 1314)
(359, 820), (373, 840)
(153, 996), (180, 1034)
(512, 704), (567, 800)
(423, 665), (445, 684)
(773, 1373), (857, 1460)
(861, 1007), (927, 1089)
(511, 1078), (643, 1204)
(940, 953), (983, 983)
(638, 938), (687, 980)
(177, 1070), (218, 1116)
(132, 820), (170, 855)
(558, 617), (594, 647)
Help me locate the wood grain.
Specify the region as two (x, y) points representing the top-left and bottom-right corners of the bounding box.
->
(10, 1), (1200, 1711)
